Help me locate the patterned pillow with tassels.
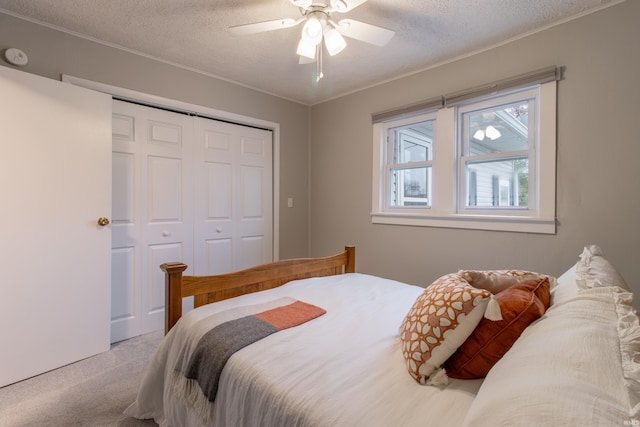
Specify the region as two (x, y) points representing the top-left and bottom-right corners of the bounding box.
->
(399, 272), (502, 385)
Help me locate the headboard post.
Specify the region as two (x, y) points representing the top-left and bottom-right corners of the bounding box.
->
(160, 262), (188, 334)
(345, 245), (355, 273)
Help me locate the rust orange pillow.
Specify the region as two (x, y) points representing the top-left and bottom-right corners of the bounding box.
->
(445, 277), (551, 379)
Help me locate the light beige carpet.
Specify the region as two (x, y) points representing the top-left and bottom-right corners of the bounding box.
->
(0, 331), (163, 426)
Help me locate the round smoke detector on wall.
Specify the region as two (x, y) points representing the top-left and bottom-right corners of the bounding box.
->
(3, 48), (29, 66)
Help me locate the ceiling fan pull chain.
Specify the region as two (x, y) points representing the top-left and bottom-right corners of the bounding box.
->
(316, 44), (324, 82)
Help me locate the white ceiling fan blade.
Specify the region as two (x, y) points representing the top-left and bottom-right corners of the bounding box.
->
(228, 18), (302, 35)
(299, 55), (316, 64)
(289, 0), (313, 9)
(336, 0), (369, 13)
(336, 18), (395, 46)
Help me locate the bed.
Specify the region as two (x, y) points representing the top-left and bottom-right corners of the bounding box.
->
(125, 245), (640, 426)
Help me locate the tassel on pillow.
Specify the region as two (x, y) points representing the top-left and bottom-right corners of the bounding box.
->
(484, 295), (503, 321)
(426, 367), (449, 386)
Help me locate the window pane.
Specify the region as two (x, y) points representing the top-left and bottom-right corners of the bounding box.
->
(465, 100), (530, 155)
(391, 121), (433, 164)
(465, 158), (528, 208)
(390, 166), (431, 207)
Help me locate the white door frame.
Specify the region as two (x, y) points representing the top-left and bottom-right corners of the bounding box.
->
(62, 74), (280, 261)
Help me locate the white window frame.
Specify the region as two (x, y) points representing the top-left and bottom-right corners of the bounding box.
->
(456, 87), (537, 215)
(383, 112), (436, 212)
(371, 80), (556, 234)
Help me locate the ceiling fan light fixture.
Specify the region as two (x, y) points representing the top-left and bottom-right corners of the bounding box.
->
(228, 0), (395, 81)
(324, 27), (346, 56)
(301, 17), (323, 45)
(297, 38), (317, 59)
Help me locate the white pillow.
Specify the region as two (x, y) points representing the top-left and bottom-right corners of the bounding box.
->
(462, 255), (640, 426)
(576, 244), (629, 290)
(550, 264), (578, 306)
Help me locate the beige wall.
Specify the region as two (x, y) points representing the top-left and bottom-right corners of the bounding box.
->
(309, 1), (640, 301)
(0, 12), (310, 260)
(2, 2), (639, 301)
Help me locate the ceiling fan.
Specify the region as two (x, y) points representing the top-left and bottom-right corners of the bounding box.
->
(228, 0), (395, 80)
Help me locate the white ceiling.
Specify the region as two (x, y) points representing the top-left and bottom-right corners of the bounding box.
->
(0, 0), (618, 105)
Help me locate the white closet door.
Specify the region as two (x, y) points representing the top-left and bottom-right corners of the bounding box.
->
(111, 101), (273, 341)
(0, 66), (111, 387)
(111, 100), (194, 342)
(193, 118), (273, 276)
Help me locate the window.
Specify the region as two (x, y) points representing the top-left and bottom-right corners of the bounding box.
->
(386, 114), (435, 208)
(372, 68), (558, 234)
(458, 89), (536, 213)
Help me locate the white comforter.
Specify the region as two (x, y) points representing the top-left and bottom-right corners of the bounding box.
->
(125, 273), (483, 427)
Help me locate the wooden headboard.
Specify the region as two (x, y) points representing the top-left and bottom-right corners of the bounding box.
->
(160, 246), (355, 333)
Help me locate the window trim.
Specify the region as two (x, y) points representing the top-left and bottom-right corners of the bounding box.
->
(371, 80), (557, 234)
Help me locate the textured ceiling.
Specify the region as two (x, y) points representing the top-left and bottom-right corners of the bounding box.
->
(0, 0), (618, 105)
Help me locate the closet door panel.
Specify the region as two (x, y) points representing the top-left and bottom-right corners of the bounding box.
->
(111, 100), (193, 342)
(147, 156), (183, 223)
(203, 238), (233, 275)
(111, 108), (141, 343)
(194, 118), (273, 275)
(206, 161), (233, 224)
(236, 131), (273, 267)
(140, 107), (193, 337)
(240, 237), (266, 270)
(112, 153), (136, 226)
(197, 128), (234, 265)
(111, 247), (136, 326)
(144, 242), (184, 331)
(241, 165), (265, 218)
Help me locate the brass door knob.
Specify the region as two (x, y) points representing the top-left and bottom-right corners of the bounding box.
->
(97, 217), (110, 226)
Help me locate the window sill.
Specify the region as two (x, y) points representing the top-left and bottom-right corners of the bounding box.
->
(370, 212), (556, 234)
